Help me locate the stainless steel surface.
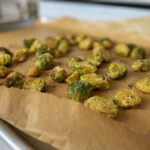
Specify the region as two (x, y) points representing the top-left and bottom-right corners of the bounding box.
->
(0, 0), (38, 31)
(0, 120), (34, 150)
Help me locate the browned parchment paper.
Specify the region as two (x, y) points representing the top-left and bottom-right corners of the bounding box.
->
(0, 17), (150, 150)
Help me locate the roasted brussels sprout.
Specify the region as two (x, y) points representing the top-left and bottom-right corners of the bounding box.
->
(29, 40), (41, 53)
(136, 77), (150, 94)
(58, 39), (70, 54)
(114, 89), (141, 108)
(54, 35), (64, 42)
(73, 61), (97, 75)
(14, 49), (28, 63)
(92, 41), (104, 49)
(66, 34), (77, 45)
(114, 43), (131, 57)
(80, 73), (109, 90)
(84, 96), (118, 118)
(79, 38), (93, 50)
(34, 53), (54, 70)
(28, 67), (43, 77)
(107, 63), (127, 79)
(24, 38), (36, 48)
(93, 47), (111, 62)
(75, 34), (86, 43)
(1, 72), (24, 88)
(0, 52), (12, 66)
(65, 71), (80, 84)
(0, 47), (13, 56)
(23, 78), (46, 92)
(99, 38), (113, 49)
(44, 37), (58, 49)
(67, 80), (92, 102)
(130, 47), (145, 59)
(67, 56), (82, 68)
(51, 66), (67, 82)
(86, 55), (102, 67)
(131, 59), (150, 72)
(0, 66), (11, 78)
(36, 44), (53, 57)
(53, 50), (63, 58)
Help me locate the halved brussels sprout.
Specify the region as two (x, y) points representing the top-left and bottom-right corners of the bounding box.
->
(1, 72), (24, 88)
(73, 61), (97, 75)
(58, 39), (70, 54)
(0, 52), (12, 66)
(0, 66), (11, 78)
(136, 77), (150, 94)
(29, 40), (41, 53)
(67, 80), (92, 102)
(114, 89), (141, 108)
(84, 96), (118, 118)
(34, 53), (54, 70)
(24, 38), (36, 48)
(0, 47), (13, 56)
(107, 63), (127, 79)
(80, 73), (109, 90)
(79, 38), (93, 50)
(44, 37), (58, 49)
(28, 67), (43, 77)
(132, 59), (150, 72)
(67, 56), (82, 68)
(130, 47), (145, 59)
(86, 55), (102, 67)
(75, 34), (86, 43)
(14, 48), (28, 63)
(23, 78), (46, 92)
(99, 38), (113, 49)
(65, 71), (80, 84)
(114, 43), (131, 57)
(51, 66), (67, 83)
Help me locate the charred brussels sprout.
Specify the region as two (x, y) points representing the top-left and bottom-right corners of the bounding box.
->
(86, 55), (102, 67)
(136, 77), (150, 94)
(1, 72), (24, 88)
(28, 67), (43, 77)
(93, 47), (111, 62)
(84, 96), (118, 118)
(29, 40), (41, 53)
(130, 47), (145, 59)
(114, 89), (141, 108)
(79, 38), (93, 50)
(131, 59), (150, 72)
(34, 53), (54, 70)
(36, 44), (53, 57)
(0, 66), (11, 78)
(65, 71), (80, 84)
(51, 66), (67, 82)
(23, 78), (46, 92)
(75, 34), (86, 43)
(107, 63), (127, 79)
(0, 52), (12, 66)
(80, 73), (109, 90)
(114, 43), (131, 57)
(99, 38), (113, 49)
(0, 47), (13, 56)
(67, 56), (82, 68)
(73, 61), (97, 75)
(24, 38), (36, 48)
(67, 80), (92, 102)
(14, 49), (28, 63)
(58, 39), (70, 54)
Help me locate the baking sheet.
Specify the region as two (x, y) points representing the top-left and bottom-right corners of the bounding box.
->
(0, 17), (150, 150)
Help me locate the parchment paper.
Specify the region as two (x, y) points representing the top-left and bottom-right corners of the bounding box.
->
(0, 17), (150, 150)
